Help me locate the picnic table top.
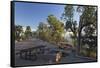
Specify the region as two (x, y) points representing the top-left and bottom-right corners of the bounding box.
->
(20, 45), (46, 51)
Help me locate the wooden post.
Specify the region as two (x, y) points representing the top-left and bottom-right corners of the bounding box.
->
(25, 51), (28, 60)
(28, 50), (32, 60)
(19, 51), (23, 59)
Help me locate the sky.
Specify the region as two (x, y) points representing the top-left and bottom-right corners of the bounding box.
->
(15, 2), (80, 31)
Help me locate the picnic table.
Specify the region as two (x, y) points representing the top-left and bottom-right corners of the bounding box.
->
(17, 45), (46, 60)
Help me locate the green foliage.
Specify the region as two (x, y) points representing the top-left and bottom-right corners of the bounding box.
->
(77, 6), (97, 56)
(78, 6), (97, 29)
(62, 5), (77, 46)
(32, 31), (38, 38)
(47, 15), (64, 44)
(25, 26), (32, 39)
(37, 15), (64, 44)
(38, 22), (51, 41)
(15, 25), (33, 41)
(62, 5), (74, 21)
(15, 25), (23, 41)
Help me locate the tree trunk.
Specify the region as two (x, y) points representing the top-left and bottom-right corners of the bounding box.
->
(77, 29), (81, 54)
(77, 22), (82, 55)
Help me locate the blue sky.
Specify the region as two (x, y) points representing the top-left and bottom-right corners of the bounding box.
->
(15, 2), (80, 31)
